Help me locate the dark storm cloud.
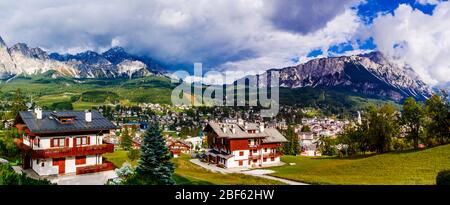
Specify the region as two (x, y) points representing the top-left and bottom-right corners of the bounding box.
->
(270, 0), (360, 34)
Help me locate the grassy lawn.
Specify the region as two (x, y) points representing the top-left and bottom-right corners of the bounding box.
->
(269, 144), (450, 185)
(104, 151), (284, 185)
(172, 155), (285, 185)
(103, 150), (138, 167)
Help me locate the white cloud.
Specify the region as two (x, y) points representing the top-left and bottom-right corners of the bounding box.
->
(0, 0), (362, 75)
(370, 2), (450, 85)
(416, 0), (441, 5)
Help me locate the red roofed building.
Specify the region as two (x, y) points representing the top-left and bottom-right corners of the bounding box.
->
(204, 121), (287, 168)
(14, 109), (117, 176)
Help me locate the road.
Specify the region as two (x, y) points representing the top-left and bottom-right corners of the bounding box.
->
(190, 159), (308, 185)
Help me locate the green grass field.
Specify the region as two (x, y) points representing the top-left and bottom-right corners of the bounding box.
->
(103, 150), (138, 167)
(103, 151), (284, 185)
(172, 155), (285, 185)
(269, 144), (450, 185)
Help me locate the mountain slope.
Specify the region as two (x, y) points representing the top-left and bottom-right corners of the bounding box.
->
(0, 35), (164, 79)
(257, 51), (431, 101)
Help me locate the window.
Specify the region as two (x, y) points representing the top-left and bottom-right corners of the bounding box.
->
(253, 150), (257, 153)
(264, 148), (267, 152)
(59, 138), (65, 147)
(239, 151), (244, 156)
(239, 161), (243, 166)
(74, 137), (89, 146)
(271, 157), (275, 161)
(75, 156), (86, 165)
(263, 158), (267, 162)
(51, 138), (66, 147)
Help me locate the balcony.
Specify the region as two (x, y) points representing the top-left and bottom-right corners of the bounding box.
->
(248, 154), (261, 160)
(263, 152), (283, 158)
(15, 139), (115, 159)
(76, 162), (115, 175)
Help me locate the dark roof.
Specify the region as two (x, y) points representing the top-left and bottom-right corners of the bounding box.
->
(17, 110), (117, 134)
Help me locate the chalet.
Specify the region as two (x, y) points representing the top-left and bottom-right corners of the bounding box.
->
(166, 139), (191, 158)
(14, 108), (117, 176)
(204, 121), (287, 169)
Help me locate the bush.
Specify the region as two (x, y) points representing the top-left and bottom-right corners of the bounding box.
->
(436, 170), (450, 185)
(127, 149), (140, 161)
(0, 164), (53, 185)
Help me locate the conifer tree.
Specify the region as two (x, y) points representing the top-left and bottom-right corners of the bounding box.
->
(134, 122), (175, 185)
(120, 128), (133, 151)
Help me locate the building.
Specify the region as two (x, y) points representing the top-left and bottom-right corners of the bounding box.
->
(204, 121), (287, 169)
(14, 109), (117, 176)
(185, 136), (204, 151)
(166, 139), (191, 158)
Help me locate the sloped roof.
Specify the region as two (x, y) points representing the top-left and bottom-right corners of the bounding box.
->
(205, 122), (287, 143)
(17, 110), (117, 134)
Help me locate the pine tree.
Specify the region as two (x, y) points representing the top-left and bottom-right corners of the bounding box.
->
(120, 128), (133, 151)
(134, 122), (175, 185)
(11, 89), (27, 118)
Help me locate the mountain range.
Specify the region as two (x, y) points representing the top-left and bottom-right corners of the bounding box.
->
(0, 35), (433, 102)
(252, 51), (432, 101)
(0, 36), (165, 80)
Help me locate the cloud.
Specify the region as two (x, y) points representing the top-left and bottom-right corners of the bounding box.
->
(370, 2), (450, 85)
(0, 0), (362, 74)
(269, 0), (360, 34)
(416, 0), (441, 5)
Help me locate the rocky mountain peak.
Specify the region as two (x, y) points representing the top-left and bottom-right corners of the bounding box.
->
(0, 36), (5, 47)
(258, 51), (432, 101)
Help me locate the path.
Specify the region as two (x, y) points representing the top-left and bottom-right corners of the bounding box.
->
(190, 159), (308, 185)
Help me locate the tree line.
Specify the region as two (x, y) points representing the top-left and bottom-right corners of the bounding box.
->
(321, 91), (449, 156)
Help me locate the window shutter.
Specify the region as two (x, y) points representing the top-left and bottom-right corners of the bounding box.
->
(65, 138), (69, 147)
(50, 138), (54, 147)
(87, 136), (90, 145)
(73, 138), (77, 147)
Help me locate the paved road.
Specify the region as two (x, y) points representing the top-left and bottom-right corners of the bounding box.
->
(50, 170), (117, 185)
(190, 159), (308, 185)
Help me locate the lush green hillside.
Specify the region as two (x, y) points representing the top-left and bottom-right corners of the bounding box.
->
(0, 75), (399, 113)
(0, 75), (176, 110)
(269, 144), (450, 185)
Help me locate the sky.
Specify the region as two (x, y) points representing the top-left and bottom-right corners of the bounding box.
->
(0, 0), (449, 85)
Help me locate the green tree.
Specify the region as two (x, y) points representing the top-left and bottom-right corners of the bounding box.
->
(301, 125), (311, 132)
(424, 92), (450, 146)
(133, 122), (175, 185)
(127, 149), (140, 161)
(337, 124), (368, 156)
(282, 126), (299, 155)
(367, 104), (400, 153)
(318, 136), (338, 156)
(401, 98), (424, 149)
(120, 128), (133, 151)
(11, 89), (27, 118)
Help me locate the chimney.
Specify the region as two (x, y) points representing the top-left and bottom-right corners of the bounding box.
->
(259, 122), (265, 132)
(85, 110), (92, 122)
(34, 107), (42, 120)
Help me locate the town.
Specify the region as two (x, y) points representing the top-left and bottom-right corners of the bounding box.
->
(1, 87), (449, 185)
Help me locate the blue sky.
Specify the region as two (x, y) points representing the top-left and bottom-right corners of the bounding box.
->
(0, 0), (449, 84)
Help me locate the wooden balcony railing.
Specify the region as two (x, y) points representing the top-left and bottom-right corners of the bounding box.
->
(15, 139), (115, 159)
(76, 162), (115, 175)
(263, 152), (283, 158)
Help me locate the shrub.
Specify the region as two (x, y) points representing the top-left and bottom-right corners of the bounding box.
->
(0, 164), (53, 185)
(436, 170), (450, 185)
(127, 149), (140, 161)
